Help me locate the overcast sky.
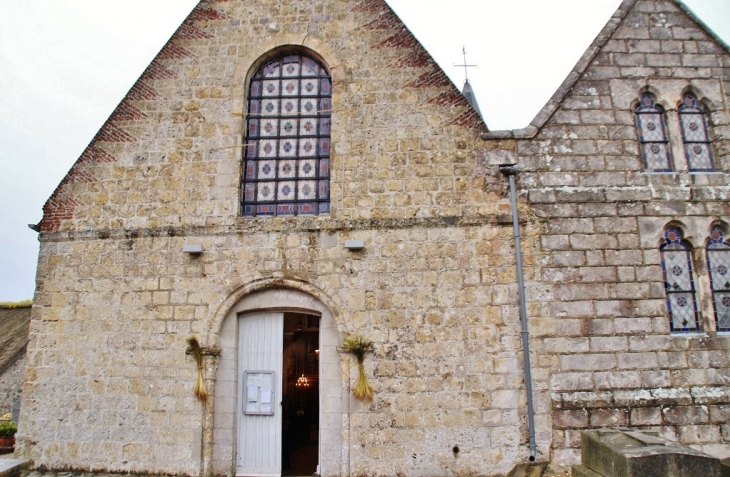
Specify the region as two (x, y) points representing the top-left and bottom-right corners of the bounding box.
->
(0, 1), (728, 301)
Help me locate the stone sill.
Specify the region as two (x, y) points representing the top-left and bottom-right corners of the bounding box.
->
(640, 171), (725, 175)
(669, 332), (707, 338)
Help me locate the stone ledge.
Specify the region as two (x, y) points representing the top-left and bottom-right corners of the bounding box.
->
(38, 214), (521, 242)
(554, 386), (730, 410)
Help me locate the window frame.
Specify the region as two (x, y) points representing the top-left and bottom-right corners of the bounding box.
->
(707, 227), (730, 333)
(241, 53), (332, 217)
(660, 227), (701, 333)
(635, 92), (673, 172)
(678, 93), (715, 172)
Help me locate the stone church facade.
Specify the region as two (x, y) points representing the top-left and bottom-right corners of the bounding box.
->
(19, 0), (729, 476)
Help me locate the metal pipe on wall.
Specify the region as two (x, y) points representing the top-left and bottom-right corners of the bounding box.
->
(499, 163), (537, 461)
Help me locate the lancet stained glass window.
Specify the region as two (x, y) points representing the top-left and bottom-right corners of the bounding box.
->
(707, 227), (730, 332)
(242, 53), (331, 216)
(661, 228), (700, 332)
(679, 93), (714, 172)
(635, 93), (672, 172)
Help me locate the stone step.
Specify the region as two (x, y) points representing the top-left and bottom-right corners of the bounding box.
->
(0, 458), (32, 477)
(572, 465), (604, 477)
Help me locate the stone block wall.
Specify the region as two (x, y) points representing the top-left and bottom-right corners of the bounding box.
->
(21, 0), (730, 475)
(0, 355), (26, 415)
(22, 218), (545, 475)
(481, 0), (730, 470)
(553, 386), (730, 458)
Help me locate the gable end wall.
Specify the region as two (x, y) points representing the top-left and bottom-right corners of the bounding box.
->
(502, 0), (730, 468)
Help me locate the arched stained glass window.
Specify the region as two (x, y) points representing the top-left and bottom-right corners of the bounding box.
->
(707, 227), (730, 332)
(660, 227), (700, 332)
(635, 93), (672, 172)
(679, 93), (714, 172)
(242, 53), (332, 216)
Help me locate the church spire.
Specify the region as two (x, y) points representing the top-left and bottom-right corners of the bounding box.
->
(454, 46), (483, 119)
(461, 77), (483, 119)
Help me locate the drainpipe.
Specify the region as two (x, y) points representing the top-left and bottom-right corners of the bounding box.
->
(499, 163), (537, 462)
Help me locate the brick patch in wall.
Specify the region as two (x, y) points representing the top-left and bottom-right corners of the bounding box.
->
(176, 23), (214, 41)
(40, 193), (80, 232)
(77, 146), (116, 165)
(40, 146), (112, 232)
(140, 62), (177, 81)
(62, 168), (96, 185)
(188, 5), (230, 22)
(450, 110), (484, 130)
(428, 91), (469, 108)
(109, 102), (147, 122)
(359, 9), (399, 30)
(350, 0), (389, 14)
(373, 29), (419, 50)
(366, 12), (484, 130)
(388, 49), (432, 68)
(405, 70), (452, 89)
(126, 81), (165, 101)
(94, 123), (136, 143)
(157, 42), (195, 60)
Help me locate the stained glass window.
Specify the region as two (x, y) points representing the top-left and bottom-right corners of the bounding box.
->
(242, 53), (331, 216)
(679, 93), (714, 172)
(660, 228), (700, 332)
(635, 93), (672, 172)
(707, 227), (730, 332)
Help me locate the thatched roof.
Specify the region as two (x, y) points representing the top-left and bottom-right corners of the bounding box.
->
(0, 305), (31, 375)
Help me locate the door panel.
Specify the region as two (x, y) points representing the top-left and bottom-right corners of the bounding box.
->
(237, 312), (283, 476)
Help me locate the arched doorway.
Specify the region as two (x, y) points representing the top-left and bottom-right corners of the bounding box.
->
(211, 288), (344, 477)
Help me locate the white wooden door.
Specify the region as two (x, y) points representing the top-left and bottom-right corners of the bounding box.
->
(237, 312), (283, 476)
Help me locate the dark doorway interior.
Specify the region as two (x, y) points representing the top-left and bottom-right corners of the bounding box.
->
(282, 313), (319, 476)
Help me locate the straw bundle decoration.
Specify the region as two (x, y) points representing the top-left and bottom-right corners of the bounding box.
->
(186, 336), (208, 403)
(341, 334), (374, 401)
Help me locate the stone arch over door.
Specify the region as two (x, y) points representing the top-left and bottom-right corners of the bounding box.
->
(210, 287), (346, 477)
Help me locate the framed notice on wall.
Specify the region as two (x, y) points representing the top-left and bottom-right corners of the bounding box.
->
(243, 370), (275, 415)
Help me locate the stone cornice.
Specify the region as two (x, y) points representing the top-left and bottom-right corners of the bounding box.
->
(38, 214), (522, 243)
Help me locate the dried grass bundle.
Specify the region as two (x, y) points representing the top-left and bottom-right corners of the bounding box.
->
(341, 335), (374, 401)
(186, 336), (208, 403)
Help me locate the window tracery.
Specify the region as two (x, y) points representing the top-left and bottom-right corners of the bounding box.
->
(660, 227), (700, 332)
(679, 93), (714, 172)
(707, 227), (730, 332)
(635, 93), (672, 172)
